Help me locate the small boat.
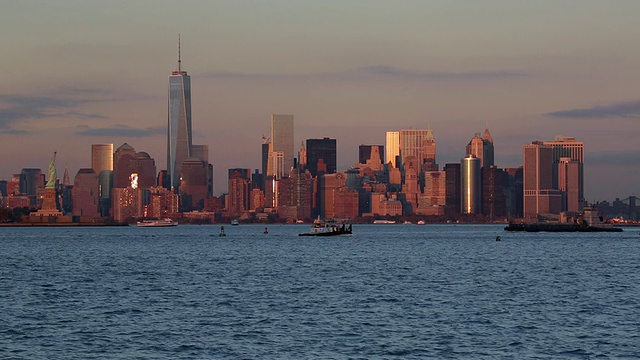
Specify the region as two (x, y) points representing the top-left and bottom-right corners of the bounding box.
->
(417, 220), (426, 225)
(299, 218), (352, 237)
(373, 220), (396, 224)
(136, 218), (177, 227)
(231, 219), (239, 226)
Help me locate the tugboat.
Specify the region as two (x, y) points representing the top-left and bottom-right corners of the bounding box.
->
(299, 218), (352, 237)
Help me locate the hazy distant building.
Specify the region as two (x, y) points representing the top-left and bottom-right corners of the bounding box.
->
(268, 114), (294, 177)
(72, 168), (100, 218)
(461, 155), (481, 214)
(385, 131), (400, 167)
(306, 138), (337, 177)
(167, 41), (193, 191)
(523, 142), (563, 217)
(505, 167), (524, 218)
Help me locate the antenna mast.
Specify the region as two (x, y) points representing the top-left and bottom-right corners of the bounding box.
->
(178, 34), (181, 72)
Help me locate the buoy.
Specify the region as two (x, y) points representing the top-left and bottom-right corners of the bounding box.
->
(264, 227), (268, 234)
(496, 235), (502, 241)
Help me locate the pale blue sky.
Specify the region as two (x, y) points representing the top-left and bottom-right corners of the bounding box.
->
(1, 1), (639, 199)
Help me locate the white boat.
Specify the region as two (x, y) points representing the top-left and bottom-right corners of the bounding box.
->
(299, 218), (352, 237)
(231, 219), (239, 226)
(136, 218), (178, 227)
(373, 220), (396, 224)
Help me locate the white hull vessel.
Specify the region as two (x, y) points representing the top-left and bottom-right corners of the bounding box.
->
(136, 218), (178, 227)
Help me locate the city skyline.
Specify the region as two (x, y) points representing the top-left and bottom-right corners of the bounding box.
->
(1, 1), (640, 201)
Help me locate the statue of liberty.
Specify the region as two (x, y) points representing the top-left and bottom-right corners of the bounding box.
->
(45, 152), (58, 189)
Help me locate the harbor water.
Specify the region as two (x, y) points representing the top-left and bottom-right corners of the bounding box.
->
(1, 224), (639, 359)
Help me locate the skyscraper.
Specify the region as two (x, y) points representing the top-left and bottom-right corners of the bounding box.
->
(385, 131), (399, 167)
(306, 138), (337, 177)
(466, 127), (494, 168)
(398, 129), (431, 169)
(541, 136), (584, 208)
(461, 155), (481, 214)
(167, 37), (192, 191)
(523, 142), (562, 217)
(268, 114), (294, 177)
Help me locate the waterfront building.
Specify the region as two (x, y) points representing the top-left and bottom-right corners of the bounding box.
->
(523, 142), (562, 217)
(558, 157), (580, 212)
(268, 114), (294, 177)
(482, 166), (507, 218)
(167, 38), (193, 191)
(306, 138), (337, 177)
(461, 155), (481, 214)
(179, 158), (209, 211)
(542, 136), (584, 208)
(228, 168), (250, 214)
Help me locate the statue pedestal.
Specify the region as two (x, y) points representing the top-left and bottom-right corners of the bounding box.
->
(33, 188), (62, 217)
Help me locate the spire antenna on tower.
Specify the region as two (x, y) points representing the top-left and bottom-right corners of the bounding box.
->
(178, 34), (182, 72)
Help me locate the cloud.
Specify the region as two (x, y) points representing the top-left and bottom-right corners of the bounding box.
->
(75, 124), (165, 137)
(0, 93), (106, 130)
(546, 101), (640, 119)
(200, 65), (528, 82)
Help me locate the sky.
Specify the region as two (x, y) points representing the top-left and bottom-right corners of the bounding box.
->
(1, 0), (639, 201)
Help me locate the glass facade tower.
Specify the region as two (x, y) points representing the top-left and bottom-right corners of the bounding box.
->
(167, 62), (192, 191)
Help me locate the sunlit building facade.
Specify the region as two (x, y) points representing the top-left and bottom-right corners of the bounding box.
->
(167, 57), (192, 191)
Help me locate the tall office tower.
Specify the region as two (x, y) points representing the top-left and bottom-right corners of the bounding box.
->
(541, 136), (584, 207)
(523, 142), (563, 217)
(318, 173), (347, 219)
(113, 143), (137, 188)
(167, 37), (193, 191)
(0, 180), (6, 197)
(92, 144), (113, 176)
(558, 157), (580, 212)
(466, 130), (494, 169)
(385, 131), (400, 167)
(268, 114), (294, 177)
(72, 169), (100, 218)
(92, 144), (114, 216)
(147, 186), (179, 218)
(423, 171), (446, 207)
(306, 138), (337, 177)
(19, 168), (44, 206)
(482, 128), (494, 168)
(482, 166), (507, 218)
(261, 136), (270, 175)
(402, 155), (420, 212)
(461, 155), (481, 214)
(298, 141), (307, 167)
(398, 129), (432, 169)
(505, 167), (523, 218)
(422, 128), (437, 171)
(179, 158), (209, 211)
(268, 151), (285, 179)
(130, 152), (157, 189)
(228, 168), (250, 213)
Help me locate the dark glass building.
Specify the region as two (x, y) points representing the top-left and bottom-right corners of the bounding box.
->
(306, 138), (337, 177)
